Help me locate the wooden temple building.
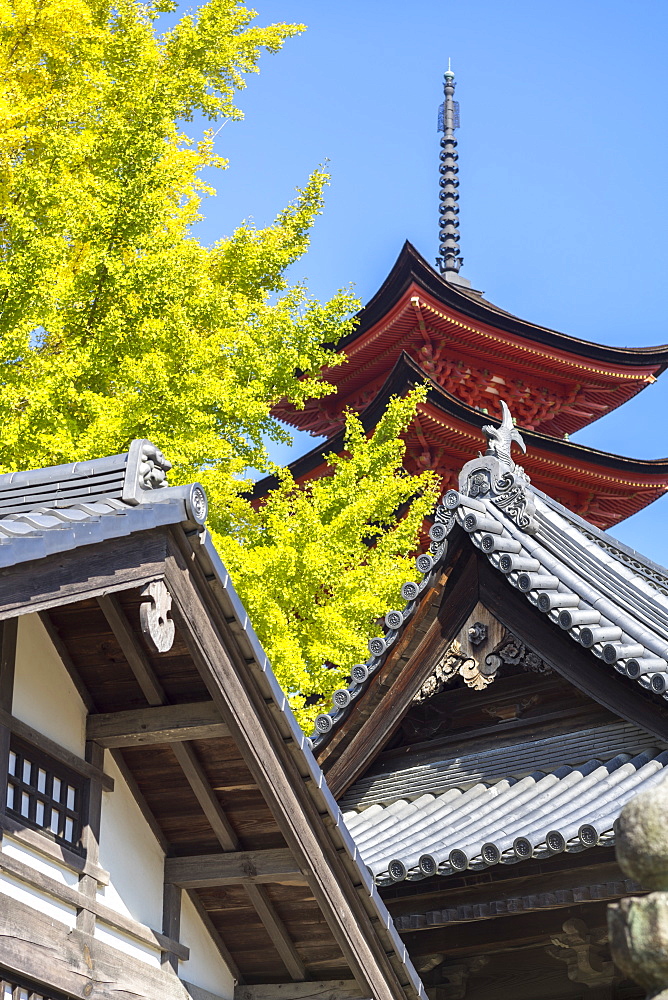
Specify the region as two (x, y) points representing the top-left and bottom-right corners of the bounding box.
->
(0, 442), (425, 1000)
(309, 402), (668, 1000)
(267, 67), (668, 531)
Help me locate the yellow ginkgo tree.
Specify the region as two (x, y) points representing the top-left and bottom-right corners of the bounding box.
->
(0, 0), (437, 729)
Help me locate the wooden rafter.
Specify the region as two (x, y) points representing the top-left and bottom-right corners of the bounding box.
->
(96, 599), (237, 853)
(39, 610), (97, 712)
(171, 741), (239, 852)
(244, 882), (306, 981)
(97, 594), (166, 706)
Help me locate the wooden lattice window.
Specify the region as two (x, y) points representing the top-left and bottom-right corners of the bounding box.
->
(1, 971), (70, 1000)
(6, 738), (86, 853)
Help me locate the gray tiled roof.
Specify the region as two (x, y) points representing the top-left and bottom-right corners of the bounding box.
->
(448, 483), (668, 697)
(340, 720), (663, 811)
(338, 405), (668, 886)
(0, 440), (209, 567)
(343, 740), (668, 885)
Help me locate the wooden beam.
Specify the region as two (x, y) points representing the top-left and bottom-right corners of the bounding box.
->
(164, 848), (304, 888)
(77, 741), (104, 936)
(0, 618), (17, 713)
(100, 591), (247, 973)
(400, 901), (612, 959)
(244, 882), (306, 981)
(162, 883), (182, 973)
(392, 877), (642, 931)
(0, 618), (18, 827)
(97, 593), (165, 706)
(0, 850), (188, 960)
(88, 701), (229, 747)
(0, 889), (193, 1000)
(235, 983), (364, 1000)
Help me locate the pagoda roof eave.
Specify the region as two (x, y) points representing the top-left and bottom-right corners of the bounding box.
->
(253, 353), (668, 501)
(338, 241), (668, 369)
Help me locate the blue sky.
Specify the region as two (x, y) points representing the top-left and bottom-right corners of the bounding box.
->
(191, 1), (668, 563)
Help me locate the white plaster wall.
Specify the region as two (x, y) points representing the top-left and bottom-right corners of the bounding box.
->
(179, 892), (235, 999)
(2, 835), (79, 887)
(94, 921), (161, 968)
(97, 754), (165, 930)
(0, 872), (77, 928)
(13, 614), (86, 755)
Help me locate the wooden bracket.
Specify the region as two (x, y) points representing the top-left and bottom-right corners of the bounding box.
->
(140, 580), (175, 653)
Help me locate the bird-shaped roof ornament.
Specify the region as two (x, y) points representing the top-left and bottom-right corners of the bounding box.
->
(482, 400), (526, 468)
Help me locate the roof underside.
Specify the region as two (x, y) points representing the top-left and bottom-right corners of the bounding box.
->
(0, 443), (424, 999)
(45, 586), (417, 990)
(50, 593), (349, 982)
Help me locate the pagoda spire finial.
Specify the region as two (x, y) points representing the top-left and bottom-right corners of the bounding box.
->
(436, 63), (471, 288)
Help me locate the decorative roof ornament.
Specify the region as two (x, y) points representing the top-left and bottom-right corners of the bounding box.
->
(483, 399), (527, 468)
(436, 61), (471, 289)
(455, 398), (538, 533)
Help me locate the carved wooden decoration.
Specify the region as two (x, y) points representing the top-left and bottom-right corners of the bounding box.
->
(455, 603), (506, 691)
(140, 580), (175, 653)
(547, 918), (615, 988)
(413, 602), (552, 704)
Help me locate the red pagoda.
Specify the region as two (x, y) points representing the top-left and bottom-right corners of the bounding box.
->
(267, 67), (668, 530)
